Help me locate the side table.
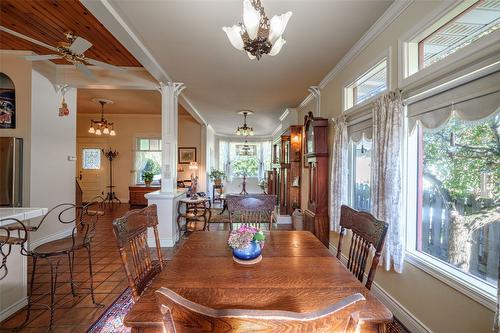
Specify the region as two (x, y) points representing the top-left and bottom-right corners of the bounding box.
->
(176, 197), (211, 239)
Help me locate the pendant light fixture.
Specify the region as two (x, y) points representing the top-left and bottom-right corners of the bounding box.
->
(236, 110), (254, 136)
(88, 98), (116, 136)
(223, 0), (292, 60)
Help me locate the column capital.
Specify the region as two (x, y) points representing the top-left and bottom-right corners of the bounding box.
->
(159, 82), (186, 96)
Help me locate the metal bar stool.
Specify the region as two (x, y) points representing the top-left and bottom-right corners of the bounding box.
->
(12, 197), (105, 330)
(0, 218), (28, 281)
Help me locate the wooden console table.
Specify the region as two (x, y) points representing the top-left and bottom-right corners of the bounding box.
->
(129, 185), (160, 206)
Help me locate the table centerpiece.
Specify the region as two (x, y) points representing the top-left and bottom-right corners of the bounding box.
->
(228, 225), (265, 265)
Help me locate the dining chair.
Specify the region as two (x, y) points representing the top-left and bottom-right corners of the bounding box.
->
(337, 205), (389, 290)
(112, 204), (164, 301)
(155, 287), (366, 333)
(226, 194), (277, 231)
(0, 218), (28, 280)
(15, 197), (105, 330)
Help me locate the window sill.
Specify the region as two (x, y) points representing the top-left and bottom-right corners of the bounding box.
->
(405, 250), (497, 311)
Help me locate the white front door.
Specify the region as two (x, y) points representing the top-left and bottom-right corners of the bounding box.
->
(77, 142), (107, 202)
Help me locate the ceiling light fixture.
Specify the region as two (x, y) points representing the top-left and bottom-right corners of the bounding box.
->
(223, 0), (292, 60)
(236, 111), (254, 136)
(88, 98), (116, 136)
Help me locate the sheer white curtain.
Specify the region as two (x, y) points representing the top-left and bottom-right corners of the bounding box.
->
(330, 115), (348, 232)
(495, 261), (499, 333)
(371, 91), (405, 273)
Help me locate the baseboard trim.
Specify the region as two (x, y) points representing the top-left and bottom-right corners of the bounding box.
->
(276, 215), (292, 225)
(30, 228), (73, 249)
(0, 296), (27, 322)
(148, 237), (176, 248)
(328, 242), (433, 333)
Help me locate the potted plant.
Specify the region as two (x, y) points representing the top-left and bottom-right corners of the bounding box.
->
(209, 169), (226, 186)
(228, 225), (265, 264)
(142, 171), (154, 187)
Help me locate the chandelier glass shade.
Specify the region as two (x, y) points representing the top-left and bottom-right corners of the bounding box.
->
(223, 0), (292, 60)
(236, 111), (254, 136)
(88, 99), (116, 136)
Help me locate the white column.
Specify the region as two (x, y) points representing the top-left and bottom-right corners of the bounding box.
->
(159, 82), (185, 193)
(146, 82), (186, 247)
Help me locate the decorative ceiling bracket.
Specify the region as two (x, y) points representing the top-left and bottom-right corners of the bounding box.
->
(308, 86), (321, 116)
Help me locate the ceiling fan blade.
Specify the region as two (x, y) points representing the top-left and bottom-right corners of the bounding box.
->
(69, 36), (92, 54)
(75, 62), (96, 80)
(24, 54), (63, 61)
(86, 58), (126, 72)
(0, 25), (58, 52)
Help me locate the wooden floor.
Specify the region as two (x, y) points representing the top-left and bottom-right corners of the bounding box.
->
(0, 204), (291, 332)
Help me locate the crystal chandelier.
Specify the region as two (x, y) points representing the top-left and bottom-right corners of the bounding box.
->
(223, 0), (292, 60)
(236, 111), (254, 136)
(88, 99), (116, 136)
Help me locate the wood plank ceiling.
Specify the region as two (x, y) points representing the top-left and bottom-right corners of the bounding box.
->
(0, 0), (141, 66)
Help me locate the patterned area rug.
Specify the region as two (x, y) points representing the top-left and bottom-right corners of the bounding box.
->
(87, 288), (133, 333)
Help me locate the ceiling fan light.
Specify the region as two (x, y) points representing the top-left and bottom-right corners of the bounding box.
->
(269, 11), (293, 43)
(95, 128), (102, 136)
(222, 25), (244, 51)
(246, 52), (256, 60)
(88, 126), (95, 134)
(243, 0), (260, 40)
(103, 126), (110, 135)
(269, 37), (286, 56)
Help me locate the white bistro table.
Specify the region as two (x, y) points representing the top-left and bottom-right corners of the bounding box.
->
(0, 207), (47, 321)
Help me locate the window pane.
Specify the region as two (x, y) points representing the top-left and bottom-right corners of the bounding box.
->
(150, 139), (160, 151)
(82, 148), (101, 170)
(138, 139), (150, 151)
(345, 59), (387, 109)
(417, 115), (499, 286)
(352, 141), (372, 211)
(420, 0), (500, 68)
(136, 151), (162, 184)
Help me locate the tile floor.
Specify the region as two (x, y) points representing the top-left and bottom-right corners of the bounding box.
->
(0, 204), (170, 333)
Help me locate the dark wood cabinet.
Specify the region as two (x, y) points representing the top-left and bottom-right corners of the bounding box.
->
(303, 112), (329, 246)
(129, 185), (160, 206)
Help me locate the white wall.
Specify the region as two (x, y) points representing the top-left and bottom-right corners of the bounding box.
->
(29, 70), (77, 244)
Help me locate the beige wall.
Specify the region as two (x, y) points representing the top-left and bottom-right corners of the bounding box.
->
(177, 108), (202, 183)
(76, 102), (202, 201)
(297, 1), (495, 332)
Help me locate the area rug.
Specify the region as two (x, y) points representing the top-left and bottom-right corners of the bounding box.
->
(86, 288), (133, 333)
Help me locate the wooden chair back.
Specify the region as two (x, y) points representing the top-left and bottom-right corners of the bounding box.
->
(226, 194), (277, 231)
(337, 205), (388, 290)
(155, 287), (366, 333)
(112, 204), (163, 301)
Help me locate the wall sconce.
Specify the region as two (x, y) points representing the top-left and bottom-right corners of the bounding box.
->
(292, 134), (300, 143)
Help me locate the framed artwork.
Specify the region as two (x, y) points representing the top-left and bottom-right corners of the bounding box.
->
(178, 147), (197, 164)
(0, 73), (16, 129)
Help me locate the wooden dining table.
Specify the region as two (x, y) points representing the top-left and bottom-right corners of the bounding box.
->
(124, 231), (393, 332)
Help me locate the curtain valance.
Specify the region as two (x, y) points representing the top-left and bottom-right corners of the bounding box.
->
(347, 119), (373, 143)
(407, 70), (500, 132)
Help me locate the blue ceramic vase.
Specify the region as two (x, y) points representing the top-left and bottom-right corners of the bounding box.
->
(232, 240), (262, 260)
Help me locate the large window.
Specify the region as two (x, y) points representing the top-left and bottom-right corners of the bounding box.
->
(345, 58), (387, 110)
(416, 115), (499, 286)
(229, 142), (260, 178)
(135, 138), (162, 184)
(349, 140), (372, 212)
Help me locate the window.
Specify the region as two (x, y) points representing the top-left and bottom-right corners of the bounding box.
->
(230, 142), (260, 178)
(345, 58), (387, 110)
(349, 140), (372, 212)
(415, 115), (499, 287)
(405, 0), (500, 76)
(82, 148), (101, 170)
(135, 138), (162, 184)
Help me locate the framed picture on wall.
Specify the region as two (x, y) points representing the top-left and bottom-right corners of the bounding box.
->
(0, 73), (16, 129)
(178, 147), (197, 164)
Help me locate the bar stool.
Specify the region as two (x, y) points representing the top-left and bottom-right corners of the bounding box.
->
(14, 197), (105, 330)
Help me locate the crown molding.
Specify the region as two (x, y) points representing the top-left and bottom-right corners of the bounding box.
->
(296, 0), (414, 108)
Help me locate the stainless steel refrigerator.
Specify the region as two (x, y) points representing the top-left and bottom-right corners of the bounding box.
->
(0, 137), (23, 207)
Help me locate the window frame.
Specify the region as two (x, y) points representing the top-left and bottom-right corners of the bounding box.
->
(135, 137), (162, 185)
(398, 0), (500, 89)
(404, 119), (498, 311)
(81, 148), (101, 170)
(343, 49), (391, 113)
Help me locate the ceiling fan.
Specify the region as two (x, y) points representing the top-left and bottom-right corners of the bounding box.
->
(0, 26), (125, 79)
